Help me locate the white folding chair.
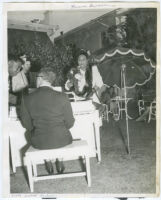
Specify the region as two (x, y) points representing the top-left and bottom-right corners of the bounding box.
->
(148, 100), (156, 123)
(138, 100), (145, 116)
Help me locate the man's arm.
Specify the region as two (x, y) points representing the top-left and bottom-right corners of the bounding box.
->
(63, 95), (75, 129)
(20, 96), (34, 131)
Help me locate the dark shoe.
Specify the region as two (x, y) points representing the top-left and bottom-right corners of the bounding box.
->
(45, 160), (54, 175)
(55, 159), (65, 174)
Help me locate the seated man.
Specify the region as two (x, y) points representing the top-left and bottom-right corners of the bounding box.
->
(20, 67), (75, 174)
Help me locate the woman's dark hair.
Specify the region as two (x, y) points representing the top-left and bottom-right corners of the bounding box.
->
(77, 49), (93, 91)
(77, 49), (89, 59)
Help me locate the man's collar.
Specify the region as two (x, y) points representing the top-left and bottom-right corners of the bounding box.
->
(39, 83), (53, 89)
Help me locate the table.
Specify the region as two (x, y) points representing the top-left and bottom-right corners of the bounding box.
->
(9, 100), (101, 173)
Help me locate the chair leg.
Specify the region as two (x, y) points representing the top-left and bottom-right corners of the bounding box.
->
(82, 156), (85, 164)
(148, 107), (152, 123)
(106, 105), (109, 122)
(9, 137), (16, 173)
(85, 156), (91, 187)
(12, 165), (16, 174)
(95, 123), (101, 163)
(26, 157), (34, 192)
(32, 162), (37, 177)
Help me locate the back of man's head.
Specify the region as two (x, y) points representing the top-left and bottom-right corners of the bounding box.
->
(39, 67), (56, 85)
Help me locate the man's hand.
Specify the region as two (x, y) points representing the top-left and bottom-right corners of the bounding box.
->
(67, 81), (73, 88)
(65, 80), (74, 91)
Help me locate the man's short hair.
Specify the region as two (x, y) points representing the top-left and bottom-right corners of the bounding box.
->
(8, 54), (24, 65)
(39, 67), (56, 84)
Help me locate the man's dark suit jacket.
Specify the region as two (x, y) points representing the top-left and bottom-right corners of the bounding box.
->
(20, 86), (75, 150)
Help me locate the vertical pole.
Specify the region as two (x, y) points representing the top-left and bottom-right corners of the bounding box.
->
(32, 162), (37, 177)
(85, 156), (91, 187)
(26, 157), (34, 192)
(9, 136), (16, 173)
(122, 65), (130, 154)
(94, 110), (101, 163)
(120, 69), (123, 119)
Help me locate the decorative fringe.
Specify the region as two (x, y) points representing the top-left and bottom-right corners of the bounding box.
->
(96, 48), (156, 89)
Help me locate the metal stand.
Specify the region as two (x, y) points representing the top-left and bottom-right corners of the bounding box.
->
(121, 64), (130, 154)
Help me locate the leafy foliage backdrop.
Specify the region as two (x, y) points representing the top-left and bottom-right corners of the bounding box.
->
(125, 8), (157, 64)
(8, 29), (80, 86)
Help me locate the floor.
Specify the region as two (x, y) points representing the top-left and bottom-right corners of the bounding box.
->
(10, 112), (156, 195)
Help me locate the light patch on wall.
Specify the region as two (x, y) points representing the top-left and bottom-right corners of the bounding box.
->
(42, 10), (115, 37)
(8, 11), (45, 23)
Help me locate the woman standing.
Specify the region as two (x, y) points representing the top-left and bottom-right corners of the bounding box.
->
(65, 50), (105, 103)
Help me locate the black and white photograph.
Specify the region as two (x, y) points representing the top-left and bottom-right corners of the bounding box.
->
(2, 2), (160, 197)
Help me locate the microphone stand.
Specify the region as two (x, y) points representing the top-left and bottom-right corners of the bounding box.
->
(121, 64), (130, 154)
